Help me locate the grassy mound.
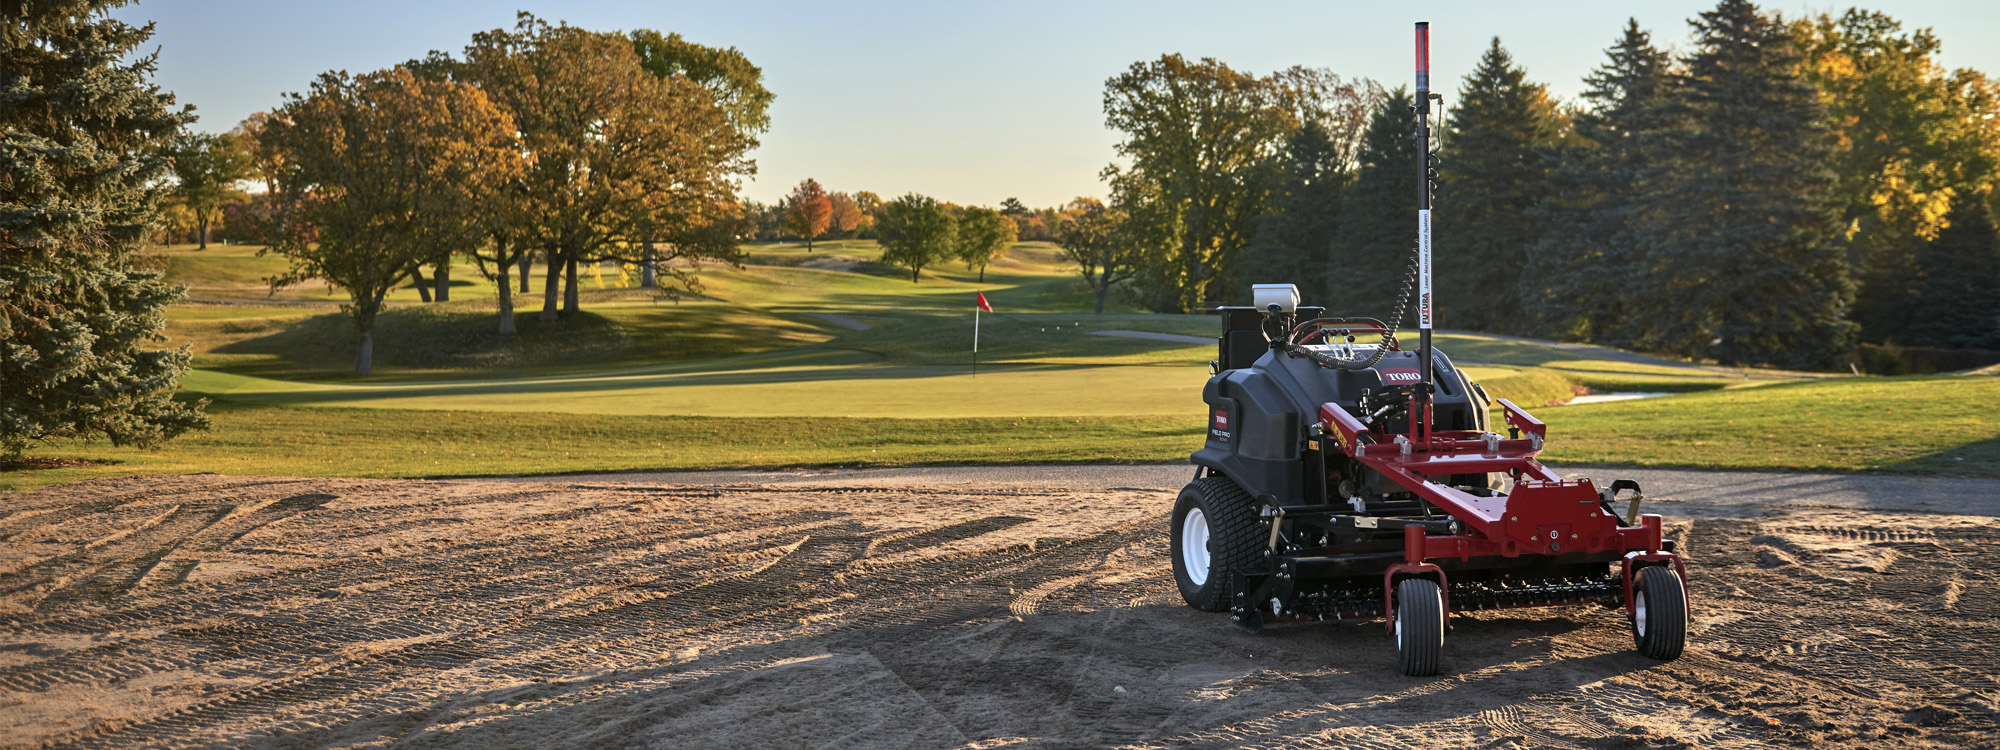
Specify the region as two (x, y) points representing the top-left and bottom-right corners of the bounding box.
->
(214, 305), (626, 375)
(1464, 366), (1583, 407)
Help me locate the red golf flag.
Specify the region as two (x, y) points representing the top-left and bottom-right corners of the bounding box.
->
(976, 292), (993, 312)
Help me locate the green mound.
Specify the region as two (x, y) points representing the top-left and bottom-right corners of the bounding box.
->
(214, 305), (626, 375)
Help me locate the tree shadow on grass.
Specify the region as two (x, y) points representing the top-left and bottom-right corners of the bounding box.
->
(194, 359), (1152, 408)
(1879, 435), (2000, 479)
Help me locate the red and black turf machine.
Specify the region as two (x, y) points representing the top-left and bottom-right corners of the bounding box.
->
(1173, 21), (1690, 676)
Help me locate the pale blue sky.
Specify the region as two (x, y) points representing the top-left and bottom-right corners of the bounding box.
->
(116, 0), (2000, 208)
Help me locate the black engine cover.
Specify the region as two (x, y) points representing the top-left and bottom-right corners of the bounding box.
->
(1192, 345), (1489, 507)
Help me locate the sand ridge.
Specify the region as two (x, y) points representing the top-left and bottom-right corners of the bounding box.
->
(0, 473), (1995, 748)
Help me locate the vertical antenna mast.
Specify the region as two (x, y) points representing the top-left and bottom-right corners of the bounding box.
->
(1414, 21), (1435, 445)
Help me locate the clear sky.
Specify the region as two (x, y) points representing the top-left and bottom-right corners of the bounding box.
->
(115, 0), (2000, 208)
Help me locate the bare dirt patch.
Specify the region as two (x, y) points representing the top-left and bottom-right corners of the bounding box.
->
(1, 474), (1994, 749)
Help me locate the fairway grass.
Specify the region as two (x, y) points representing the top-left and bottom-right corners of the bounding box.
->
(179, 361), (1213, 417)
(0, 403), (1203, 491)
(10, 375), (1995, 491)
(32, 239), (1969, 493)
(1536, 375), (2000, 475)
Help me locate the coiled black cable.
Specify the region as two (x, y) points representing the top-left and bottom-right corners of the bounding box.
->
(1279, 96), (1439, 372)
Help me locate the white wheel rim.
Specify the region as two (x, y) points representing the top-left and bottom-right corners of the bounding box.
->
(1395, 611), (1404, 648)
(1182, 508), (1211, 586)
(1635, 588), (1650, 638)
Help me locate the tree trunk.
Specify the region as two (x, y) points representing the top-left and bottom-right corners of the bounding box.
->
(562, 251), (579, 315)
(197, 214), (209, 250)
(911, 266), (920, 283)
(411, 271), (432, 303)
(434, 262), (451, 302)
(356, 330), (373, 375)
(540, 245), (561, 323)
(496, 240), (516, 335)
(978, 265), (985, 283)
(641, 241), (657, 288)
(518, 250), (533, 293)
(1094, 282), (1109, 314)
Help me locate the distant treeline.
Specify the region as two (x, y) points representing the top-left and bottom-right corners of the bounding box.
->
(1091, 0), (2000, 370)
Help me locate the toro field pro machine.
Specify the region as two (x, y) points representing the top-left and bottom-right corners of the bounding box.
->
(1170, 23), (1689, 676)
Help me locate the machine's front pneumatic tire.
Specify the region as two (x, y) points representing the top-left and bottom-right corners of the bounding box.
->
(1171, 475), (1264, 612)
(1632, 565), (1688, 660)
(1394, 578), (1445, 676)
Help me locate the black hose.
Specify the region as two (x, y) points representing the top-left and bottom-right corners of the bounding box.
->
(1282, 248), (1420, 371)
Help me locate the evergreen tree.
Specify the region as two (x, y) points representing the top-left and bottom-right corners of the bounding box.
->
(1635, 0), (1857, 368)
(1904, 194), (2000, 349)
(1241, 121), (1346, 299)
(1437, 37), (1560, 334)
(1, 1), (209, 456)
(1327, 89), (1420, 321)
(1525, 20), (1673, 343)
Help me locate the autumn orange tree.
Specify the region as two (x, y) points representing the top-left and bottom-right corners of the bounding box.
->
(462, 14), (754, 321)
(828, 191), (863, 237)
(784, 178), (832, 250)
(257, 68), (523, 374)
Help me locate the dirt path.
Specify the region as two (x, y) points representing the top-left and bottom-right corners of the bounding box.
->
(1, 474), (1994, 749)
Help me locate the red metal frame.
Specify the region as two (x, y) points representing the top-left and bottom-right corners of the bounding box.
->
(1322, 396), (1687, 631)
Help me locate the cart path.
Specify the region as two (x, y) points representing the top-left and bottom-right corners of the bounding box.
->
(512, 463), (2000, 518)
(2, 474), (1993, 749)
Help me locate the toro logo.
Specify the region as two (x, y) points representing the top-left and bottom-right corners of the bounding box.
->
(1210, 409), (1232, 441)
(1381, 369), (1422, 383)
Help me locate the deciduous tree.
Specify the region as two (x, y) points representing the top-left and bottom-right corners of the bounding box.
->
(259, 68), (524, 374)
(166, 132), (253, 249)
(1056, 197), (1140, 313)
(461, 14), (752, 321)
(1104, 55), (1380, 310)
(784, 178), (832, 251)
(876, 194), (956, 282)
(955, 206), (1017, 282)
(1792, 10), (2000, 344)
(852, 190), (883, 236)
(828, 192), (863, 237)
(630, 29), (774, 139)
(1, 0), (209, 456)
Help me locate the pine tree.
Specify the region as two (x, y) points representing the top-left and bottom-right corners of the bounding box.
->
(1327, 89), (1420, 321)
(1635, 0), (1857, 368)
(1437, 38), (1560, 334)
(1524, 20), (1672, 343)
(1241, 122), (1346, 300)
(1, 1), (209, 456)
(1904, 193), (2000, 349)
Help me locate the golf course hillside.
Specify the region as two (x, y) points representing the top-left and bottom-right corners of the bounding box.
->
(4, 240), (1995, 490)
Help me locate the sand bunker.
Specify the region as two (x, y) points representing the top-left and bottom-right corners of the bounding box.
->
(1, 474), (1995, 748)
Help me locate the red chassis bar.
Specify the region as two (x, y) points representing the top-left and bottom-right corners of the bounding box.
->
(1318, 397), (1686, 631)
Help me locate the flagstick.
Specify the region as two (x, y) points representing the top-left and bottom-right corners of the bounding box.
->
(973, 306), (980, 377)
